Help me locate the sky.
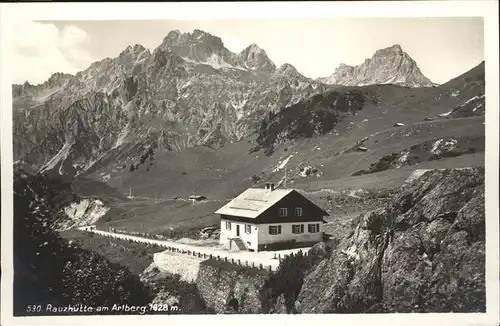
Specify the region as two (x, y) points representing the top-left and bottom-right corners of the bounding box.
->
(11, 18), (484, 85)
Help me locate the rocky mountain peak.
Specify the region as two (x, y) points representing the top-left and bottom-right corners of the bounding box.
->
(163, 29), (181, 43)
(122, 44), (147, 55)
(236, 43), (276, 72)
(318, 44), (434, 88)
(274, 63), (302, 78)
(46, 72), (76, 87)
(162, 29), (224, 49)
(159, 29), (231, 65)
(375, 44), (403, 55)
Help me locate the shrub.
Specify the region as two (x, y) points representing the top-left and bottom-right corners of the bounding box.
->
(13, 171), (153, 315)
(259, 250), (320, 313)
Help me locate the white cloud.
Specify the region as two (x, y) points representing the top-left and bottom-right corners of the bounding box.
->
(11, 21), (94, 84)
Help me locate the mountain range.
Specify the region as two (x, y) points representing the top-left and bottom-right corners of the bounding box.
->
(10, 28), (487, 316)
(12, 29), (482, 182)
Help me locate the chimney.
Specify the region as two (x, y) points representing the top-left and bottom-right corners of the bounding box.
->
(265, 183), (275, 191)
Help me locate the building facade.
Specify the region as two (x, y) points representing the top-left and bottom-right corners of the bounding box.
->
(216, 183), (328, 251)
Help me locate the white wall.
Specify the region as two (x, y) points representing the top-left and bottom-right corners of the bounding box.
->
(220, 219), (323, 251)
(219, 219), (259, 251)
(257, 222), (323, 246)
(153, 251), (203, 282)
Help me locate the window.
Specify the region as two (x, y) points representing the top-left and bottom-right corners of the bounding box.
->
(279, 208), (288, 217)
(226, 221), (232, 230)
(269, 225), (282, 235)
(308, 223), (320, 233)
(245, 224), (252, 234)
(292, 224), (304, 234)
(295, 207), (303, 217)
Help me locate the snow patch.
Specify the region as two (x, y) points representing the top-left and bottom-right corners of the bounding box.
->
(35, 88), (62, 102)
(438, 110), (452, 117)
(273, 154), (294, 172)
(182, 55), (247, 71)
(114, 123), (130, 148)
(179, 80), (193, 90)
(300, 166), (313, 177)
(395, 150), (410, 168)
(39, 141), (74, 175)
(430, 138), (458, 156)
(230, 99), (248, 120)
(463, 94), (485, 106)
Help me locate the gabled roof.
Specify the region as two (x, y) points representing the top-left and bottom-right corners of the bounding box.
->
(215, 188), (294, 219)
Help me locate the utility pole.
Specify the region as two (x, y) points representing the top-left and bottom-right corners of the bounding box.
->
(284, 166), (287, 188)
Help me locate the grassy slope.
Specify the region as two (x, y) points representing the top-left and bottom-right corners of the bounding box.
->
(76, 63), (485, 237)
(96, 198), (225, 234)
(60, 229), (164, 275)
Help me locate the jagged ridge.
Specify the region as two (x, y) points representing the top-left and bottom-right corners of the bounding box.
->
(318, 44), (435, 87)
(12, 29), (330, 176)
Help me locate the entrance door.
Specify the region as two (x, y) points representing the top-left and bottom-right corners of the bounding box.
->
(236, 225), (240, 237)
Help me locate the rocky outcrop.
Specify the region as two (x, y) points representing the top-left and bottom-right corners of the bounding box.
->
(59, 198), (109, 231)
(297, 167), (485, 313)
(352, 135), (484, 176)
(318, 44), (434, 87)
(140, 262), (213, 314)
(253, 88), (377, 155)
(196, 259), (269, 314)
